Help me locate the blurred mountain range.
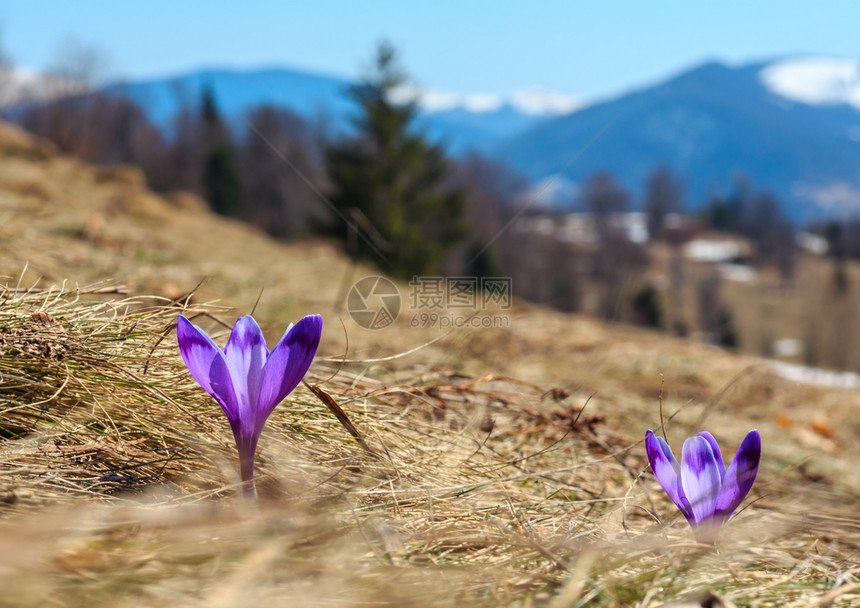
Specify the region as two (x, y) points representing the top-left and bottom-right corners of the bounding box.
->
(500, 57), (860, 220)
(79, 57), (860, 220)
(101, 67), (579, 155)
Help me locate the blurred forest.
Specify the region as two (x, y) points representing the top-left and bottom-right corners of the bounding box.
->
(5, 38), (860, 371)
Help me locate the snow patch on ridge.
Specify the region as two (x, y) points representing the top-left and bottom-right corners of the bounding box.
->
(760, 57), (860, 109)
(509, 87), (584, 115)
(390, 84), (584, 116)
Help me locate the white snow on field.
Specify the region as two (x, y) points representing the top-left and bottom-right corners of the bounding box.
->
(681, 240), (757, 281)
(797, 231), (828, 255)
(767, 359), (860, 389)
(771, 338), (803, 358)
(684, 239), (745, 263)
(717, 263), (756, 282)
(760, 57), (860, 109)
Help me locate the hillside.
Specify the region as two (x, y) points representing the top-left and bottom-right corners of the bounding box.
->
(0, 122), (858, 607)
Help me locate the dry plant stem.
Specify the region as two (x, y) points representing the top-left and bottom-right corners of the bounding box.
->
(306, 382), (376, 456)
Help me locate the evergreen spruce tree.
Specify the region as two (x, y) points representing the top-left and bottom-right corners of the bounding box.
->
(201, 87), (242, 217)
(325, 42), (465, 279)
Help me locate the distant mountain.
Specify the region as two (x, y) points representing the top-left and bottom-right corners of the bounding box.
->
(414, 104), (547, 155)
(104, 67), (354, 131)
(77, 58), (860, 220)
(103, 67), (574, 154)
(495, 58), (860, 220)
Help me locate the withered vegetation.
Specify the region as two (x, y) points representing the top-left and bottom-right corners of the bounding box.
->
(0, 285), (857, 608)
(0, 122), (857, 606)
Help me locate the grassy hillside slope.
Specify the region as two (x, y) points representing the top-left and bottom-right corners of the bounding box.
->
(0, 122), (857, 607)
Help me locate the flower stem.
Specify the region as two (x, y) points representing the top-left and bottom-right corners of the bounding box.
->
(239, 451), (257, 500)
(692, 518), (722, 545)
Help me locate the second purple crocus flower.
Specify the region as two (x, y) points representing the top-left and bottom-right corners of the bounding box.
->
(177, 314), (322, 498)
(645, 429), (761, 544)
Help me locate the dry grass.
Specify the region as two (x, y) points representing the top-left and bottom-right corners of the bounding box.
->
(0, 284), (857, 607)
(0, 122), (858, 606)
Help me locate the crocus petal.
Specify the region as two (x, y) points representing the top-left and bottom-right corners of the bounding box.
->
(176, 315), (239, 422)
(223, 315), (269, 431)
(645, 430), (692, 520)
(680, 435), (722, 525)
(715, 429), (761, 517)
(258, 314), (322, 429)
(697, 431), (726, 479)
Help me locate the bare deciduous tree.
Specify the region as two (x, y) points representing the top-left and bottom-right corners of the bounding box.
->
(0, 26), (14, 104)
(643, 167), (684, 241)
(44, 37), (111, 97)
(697, 270), (738, 348)
(581, 173), (648, 321)
(583, 172), (627, 240)
(447, 153), (526, 276)
(242, 104), (327, 238)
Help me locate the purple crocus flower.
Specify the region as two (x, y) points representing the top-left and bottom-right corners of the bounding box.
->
(177, 314), (322, 498)
(645, 429), (761, 544)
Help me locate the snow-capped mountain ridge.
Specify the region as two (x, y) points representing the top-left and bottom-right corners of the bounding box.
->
(760, 57), (860, 109)
(497, 56), (860, 219)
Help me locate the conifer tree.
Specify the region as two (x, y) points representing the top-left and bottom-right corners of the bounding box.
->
(325, 42), (465, 279)
(201, 87), (242, 217)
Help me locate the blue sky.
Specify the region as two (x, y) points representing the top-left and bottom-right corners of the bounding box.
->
(2, 1), (858, 100)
